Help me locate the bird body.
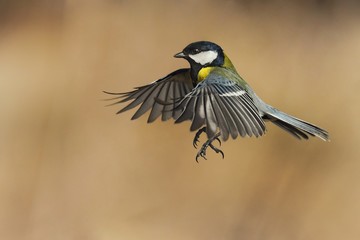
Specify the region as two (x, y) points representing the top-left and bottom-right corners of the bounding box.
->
(106, 41), (329, 160)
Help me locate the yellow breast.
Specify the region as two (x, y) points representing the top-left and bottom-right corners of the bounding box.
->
(197, 67), (215, 82)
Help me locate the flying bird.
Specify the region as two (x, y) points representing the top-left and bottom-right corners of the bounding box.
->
(105, 41), (329, 161)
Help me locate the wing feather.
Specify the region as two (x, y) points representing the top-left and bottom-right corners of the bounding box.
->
(174, 70), (266, 140)
(105, 68), (193, 122)
(148, 82), (170, 122)
(227, 96), (254, 136)
(240, 94), (266, 133)
(190, 90), (205, 131)
(175, 94), (197, 123)
(161, 81), (174, 121)
(131, 85), (163, 120)
(203, 87), (218, 139)
(212, 92), (238, 139)
(209, 87), (230, 140)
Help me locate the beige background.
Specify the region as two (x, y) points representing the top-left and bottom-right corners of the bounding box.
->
(1, 0), (360, 239)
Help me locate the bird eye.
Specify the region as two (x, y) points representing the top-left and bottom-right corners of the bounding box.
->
(193, 48), (200, 54)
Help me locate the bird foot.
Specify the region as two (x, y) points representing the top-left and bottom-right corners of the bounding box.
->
(195, 133), (224, 162)
(193, 127), (222, 149)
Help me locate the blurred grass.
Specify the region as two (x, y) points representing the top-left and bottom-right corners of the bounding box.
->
(0, 0), (360, 240)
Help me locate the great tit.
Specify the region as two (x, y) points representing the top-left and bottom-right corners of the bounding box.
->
(105, 41), (329, 161)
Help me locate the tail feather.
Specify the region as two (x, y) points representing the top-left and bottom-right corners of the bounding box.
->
(271, 119), (311, 140)
(265, 109), (330, 141)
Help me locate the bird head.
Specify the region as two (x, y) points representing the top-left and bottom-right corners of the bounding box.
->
(174, 41), (225, 68)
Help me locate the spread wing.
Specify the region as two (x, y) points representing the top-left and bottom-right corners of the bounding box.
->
(105, 68), (193, 122)
(175, 70), (266, 141)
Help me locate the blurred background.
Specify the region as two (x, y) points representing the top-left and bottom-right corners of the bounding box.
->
(1, 0), (360, 239)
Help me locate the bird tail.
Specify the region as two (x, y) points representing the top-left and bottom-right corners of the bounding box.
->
(264, 107), (330, 141)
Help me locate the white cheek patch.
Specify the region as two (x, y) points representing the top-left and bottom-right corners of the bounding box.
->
(189, 50), (218, 65)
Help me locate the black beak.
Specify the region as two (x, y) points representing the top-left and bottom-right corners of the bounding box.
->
(174, 52), (186, 58)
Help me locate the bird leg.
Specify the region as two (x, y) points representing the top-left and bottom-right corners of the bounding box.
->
(195, 132), (224, 162)
(193, 127), (221, 148)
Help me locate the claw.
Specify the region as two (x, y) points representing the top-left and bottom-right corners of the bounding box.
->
(194, 132), (224, 161)
(215, 137), (222, 146)
(196, 151), (207, 162)
(193, 127), (207, 149)
(193, 139), (199, 148)
(209, 143), (224, 159)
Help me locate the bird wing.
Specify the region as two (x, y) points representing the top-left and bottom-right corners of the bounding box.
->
(104, 68), (194, 123)
(175, 69), (266, 141)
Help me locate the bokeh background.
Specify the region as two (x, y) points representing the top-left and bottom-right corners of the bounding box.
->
(1, 0), (360, 239)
